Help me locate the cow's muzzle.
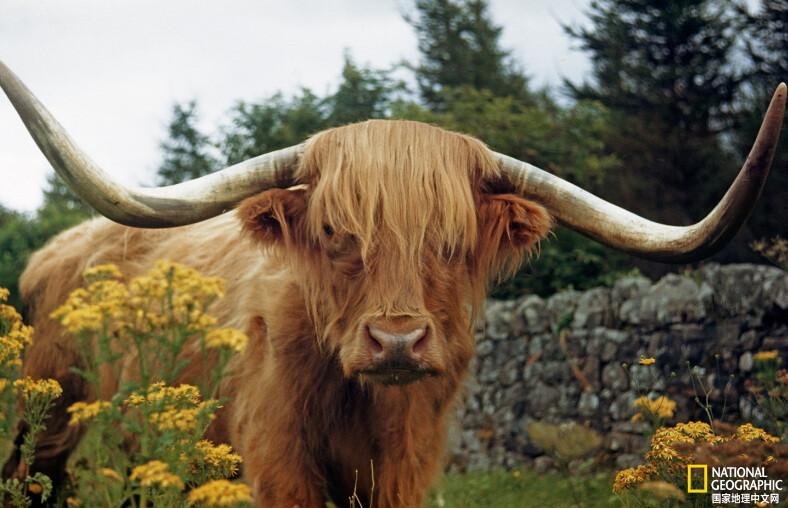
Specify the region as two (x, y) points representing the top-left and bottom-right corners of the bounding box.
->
(359, 319), (437, 385)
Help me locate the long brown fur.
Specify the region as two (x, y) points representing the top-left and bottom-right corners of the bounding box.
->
(7, 120), (552, 507)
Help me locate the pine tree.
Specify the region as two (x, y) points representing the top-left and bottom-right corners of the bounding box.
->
(219, 90), (327, 166)
(157, 101), (217, 185)
(406, 0), (530, 109)
(41, 173), (93, 215)
(733, 0), (787, 242)
(565, 0), (745, 227)
(326, 53), (404, 126)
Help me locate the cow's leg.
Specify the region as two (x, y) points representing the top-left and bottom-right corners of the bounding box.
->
(371, 390), (451, 508)
(228, 379), (326, 506)
(244, 448), (325, 508)
(373, 444), (439, 508)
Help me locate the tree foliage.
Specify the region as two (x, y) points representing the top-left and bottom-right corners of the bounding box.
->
(220, 89), (326, 166)
(157, 101), (218, 185)
(565, 0), (746, 228)
(327, 53), (406, 125)
(41, 173), (94, 215)
(0, 176), (91, 308)
(220, 54), (403, 166)
(732, 0), (787, 241)
(406, 0), (530, 108)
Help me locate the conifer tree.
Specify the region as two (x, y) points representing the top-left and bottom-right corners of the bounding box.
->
(157, 101), (217, 185)
(406, 0), (530, 108)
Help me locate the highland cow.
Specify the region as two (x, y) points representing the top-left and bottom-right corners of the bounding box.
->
(0, 60), (784, 507)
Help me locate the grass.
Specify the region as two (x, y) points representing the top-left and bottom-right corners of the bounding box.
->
(425, 470), (619, 508)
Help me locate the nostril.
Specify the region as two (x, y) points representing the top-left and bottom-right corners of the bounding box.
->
(412, 326), (430, 355)
(366, 326), (384, 356)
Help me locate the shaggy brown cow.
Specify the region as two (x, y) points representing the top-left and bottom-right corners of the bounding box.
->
(0, 60), (784, 507)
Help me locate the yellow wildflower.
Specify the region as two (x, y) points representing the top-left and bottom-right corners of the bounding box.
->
(0, 287), (8, 301)
(637, 481), (685, 501)
(0, 302), (22, 324)
(612, 465), (655, 493)
(130, 460), (183, 489)
(638, 357), (656, 365)
(735, 423), (779, 443)
(28, 483), (42, 494)
(188, 479), (252, 506)
(149, 408), (199, 432)
(512, 471), (520, 478)
(13, 377), (63, 399)
(66, 497), (81, 506)
(148, 260), (225, 300)
(82, 264), (122, 281)
(633, 396), (676, 420)
(645, 421), (723, 463)
(125, 382), (201, 407)
(191, 441), (243, 477)
(67, 400), (112, 425)
(205, 329), (249, 353)
(752, 350), (780, 362)
(187, 311), (218, 332)
(54, 305), (104, 335)
(0, 297), (33, 368)
(97, 468), (122, 481)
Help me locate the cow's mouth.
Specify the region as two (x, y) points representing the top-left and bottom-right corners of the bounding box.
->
(360, 361), (438, 386)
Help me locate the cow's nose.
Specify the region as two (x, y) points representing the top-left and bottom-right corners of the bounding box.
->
(366, 322), (430, 362)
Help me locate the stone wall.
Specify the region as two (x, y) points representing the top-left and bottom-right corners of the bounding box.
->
(447, 263), (787, 472)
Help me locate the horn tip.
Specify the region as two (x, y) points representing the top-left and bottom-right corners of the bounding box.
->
(773, 83), (787, 104)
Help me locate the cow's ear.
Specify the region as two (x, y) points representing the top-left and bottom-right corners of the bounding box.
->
(475, 194), (553, 277)
(238, 188), (308, 246)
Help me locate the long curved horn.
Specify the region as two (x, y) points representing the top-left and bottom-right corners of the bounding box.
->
(495, 83), (786, 263)
(0, 60), (299, 228)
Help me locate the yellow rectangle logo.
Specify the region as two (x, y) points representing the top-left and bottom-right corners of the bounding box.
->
(687, 465), (708, 493)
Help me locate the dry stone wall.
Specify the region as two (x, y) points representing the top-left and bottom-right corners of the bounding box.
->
(447, 263), (787, 472)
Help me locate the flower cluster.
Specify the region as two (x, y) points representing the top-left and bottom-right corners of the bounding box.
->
(188, 479), (252, 506)
(125, 382), (218, 435)
(130, 460), (184, 489)
(613, 464), (656, 493)
(67, 400), (113, 425)
(126, 260), (224, 333)
(205, 329), (249, 353)
(13, 377), (63, 400)
(0, 290), (33, 369)
(2, 264), (253, 507)
(753, 350), (780, 362)
(736, 423), (780, 443)
(51, 260), (227, 338)
(632, 395), (676, 421)
(125, 383), (201, 407)
(189, 441), (243, 480)
(97, 468), (122, 481)
(149, 408), (201, 432)
(614, 421), (781, 495)
(51, 276), (130, 335)
(83, 264), (122, 281)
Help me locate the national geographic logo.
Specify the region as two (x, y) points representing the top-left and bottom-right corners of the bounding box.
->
(687, 465), (783, 505)
(687, 465), (708, 493)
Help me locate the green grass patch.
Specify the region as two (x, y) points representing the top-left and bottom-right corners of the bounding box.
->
(425, 470), (620, 508)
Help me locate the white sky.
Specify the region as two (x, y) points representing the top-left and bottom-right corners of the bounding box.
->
(0, 0), (595, 211)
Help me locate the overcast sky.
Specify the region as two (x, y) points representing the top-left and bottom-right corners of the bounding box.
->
(0, 0), (597, 211)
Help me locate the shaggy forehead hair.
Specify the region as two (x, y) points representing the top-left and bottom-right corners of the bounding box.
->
(298, 120), (500, 264)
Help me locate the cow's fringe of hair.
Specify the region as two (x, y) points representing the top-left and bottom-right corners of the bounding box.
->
(298, 120), (500, 266)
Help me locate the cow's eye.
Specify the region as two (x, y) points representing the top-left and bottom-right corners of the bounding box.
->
(322, 224), (334, 236)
